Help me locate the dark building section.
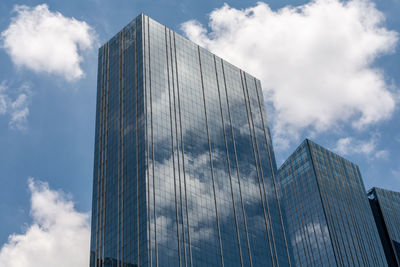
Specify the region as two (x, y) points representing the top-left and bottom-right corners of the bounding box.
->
(278, 139), (387, 267)
(368, 187), (400, 266)
(90, 13), (292, 267)
(90, 15), (146, 267)
(90, 252), (138, 267)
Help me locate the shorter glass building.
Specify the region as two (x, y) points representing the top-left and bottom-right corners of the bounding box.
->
(368, 187), (400, 266)
(278, 139), (387, 267)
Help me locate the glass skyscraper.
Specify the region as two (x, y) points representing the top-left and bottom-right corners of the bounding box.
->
(90, 14), (292, 267)
(278, 139), (387, 267)
(368, 187), (400, 266)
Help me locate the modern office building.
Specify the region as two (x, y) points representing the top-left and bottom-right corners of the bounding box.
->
(368, 187), (400, 266)
(278, 139), (387, 267)
(90, 14), (292, 267)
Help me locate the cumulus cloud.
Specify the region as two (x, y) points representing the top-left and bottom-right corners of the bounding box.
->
(1, 4), (96, 81)
(392, 169), (400, 180)
(334, 134), (388, 159)
(150, 150), (263, 246)
(181, 0), (398, 148)
(293, 222), (330, 250)
(0, 83), (7, 115)
(374, 149), (390, 159)
(0, 82), (32, 131)
(0, 178), (90, 267)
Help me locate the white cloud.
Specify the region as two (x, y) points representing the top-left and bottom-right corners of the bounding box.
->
(293, 222), (330, 250)
(0, 178), (90, 267)
(0, 82), (31, 131)
(334, 134), (388, 158)
(335, 137), (373, 155)
(181, 0), (398, 148)
(392, 169), (400, 180)
(0, 83), (7, 115)
(149, 150), (268, 246)
(375, 149), (389, 159)
(1, 4), (96, 81)
(9, 86), (31, 130)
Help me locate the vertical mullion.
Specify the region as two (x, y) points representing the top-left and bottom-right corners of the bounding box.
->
(288, 156), (313, 267)
(254, 79), (292, 267)
(121, 28), (126, 265)
(220, 61), (253, 267)
(307, 141), (341, 266)
(337, 158), (366, 266)
(242, 73), (278, 266)
(214, 55), (244, 267)
(165, 26), (182, 267)
(95, 45), (105, 267)
(170, 31), (188, 267)
(281, 165), (303, 267)
(143, 15), (152, 267)
(146, 16), (158, 267)
(135, 18), (140, 266)
(322, 149), (354, 266)
(173, 32), (193, 267)
(198, 46), (225, 267)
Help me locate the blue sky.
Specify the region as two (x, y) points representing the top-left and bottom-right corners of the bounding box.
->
(0, 0), (398, 265)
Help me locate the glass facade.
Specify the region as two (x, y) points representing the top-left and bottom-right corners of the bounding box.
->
(278, 139), (388, 267)
(368, 187), (400, 266)
(90, 14), (292, 267)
